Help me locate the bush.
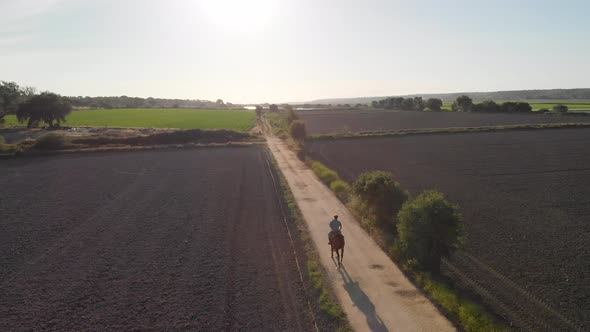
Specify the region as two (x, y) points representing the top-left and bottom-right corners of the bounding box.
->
(553, 104), (568, 113)
(34, 132), (66, 150)
(311, 161), (339, 184)
(538, 108), (550, 113)
(289, 120), (307, 143)
(352, 171), (408, 227)
(396, 190), (463, 273)
(330, 179), (351, 203)
(0, 134), (5, 144)
(287, 109), (298, 123)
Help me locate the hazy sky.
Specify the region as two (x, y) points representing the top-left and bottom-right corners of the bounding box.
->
(1, 0), (589, 103)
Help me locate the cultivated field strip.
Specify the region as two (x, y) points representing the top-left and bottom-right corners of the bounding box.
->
(0, 147), (316, 331)
(299, 109), (590, 135)
(306, 128), (590, 331)
(444, 254), (584, 331)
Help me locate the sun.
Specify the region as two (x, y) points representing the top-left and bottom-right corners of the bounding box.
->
(198, 0), (275, 31)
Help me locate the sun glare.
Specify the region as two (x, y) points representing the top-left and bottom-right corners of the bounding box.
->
(198, 0), (275, 31)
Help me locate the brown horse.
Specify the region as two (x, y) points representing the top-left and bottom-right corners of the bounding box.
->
(330, 233), (345, 266)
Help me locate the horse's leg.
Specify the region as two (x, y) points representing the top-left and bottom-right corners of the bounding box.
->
(331, 245), (334, 258)
(340, 246), (344, 264)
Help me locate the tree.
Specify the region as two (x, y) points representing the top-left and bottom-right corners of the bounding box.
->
(255, 105), (263, 117)
(395, 190), (463, 273)
(401, 98), (414, 110)
(425, 98), (443, 111)
(216, 99), (224, 105)
(413, 97), (424, 111)
(353, 171), (409, 227)
(0, 81), (24, 123)
(16, 92), (72, 128)
(553, 104), (568, 113)
(289, 120), (306, 142)
(451, 95), (473, 112)
(472, 100), (498, 113)
(269, 104), (279, 112)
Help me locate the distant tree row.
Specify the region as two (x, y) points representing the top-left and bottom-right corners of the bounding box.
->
(371, 96), (443, 111)
(65, 96), (235, 110)
(372, 94), (571, 114)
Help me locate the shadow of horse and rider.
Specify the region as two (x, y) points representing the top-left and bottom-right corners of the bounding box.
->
(328, 222), (389, 332)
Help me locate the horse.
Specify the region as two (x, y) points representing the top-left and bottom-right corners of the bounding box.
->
(330, 233), (345, 266)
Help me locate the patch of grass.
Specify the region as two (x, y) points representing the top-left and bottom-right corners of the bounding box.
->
(4, 108), (256, 131)
(417, 273), (507, 332)
(307, 260), (346, 320)
(265, 111), (290, 136)
(311, 161), (339, 184)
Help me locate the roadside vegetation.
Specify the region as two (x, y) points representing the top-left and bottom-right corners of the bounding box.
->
(305, 160), (508, 331)
(263, 106), (308, 159)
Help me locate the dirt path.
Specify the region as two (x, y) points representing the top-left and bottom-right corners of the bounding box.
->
(266, 136), (455, 332)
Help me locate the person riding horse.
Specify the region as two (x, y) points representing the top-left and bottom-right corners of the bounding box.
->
(328, 215), (342, 245)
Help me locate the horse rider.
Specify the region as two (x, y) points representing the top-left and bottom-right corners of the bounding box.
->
(328, 215), (342, 245)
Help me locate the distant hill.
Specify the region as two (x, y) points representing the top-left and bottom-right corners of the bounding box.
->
(305, 89), (590, 104)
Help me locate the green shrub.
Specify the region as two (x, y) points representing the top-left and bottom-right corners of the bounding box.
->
(396, 190), (463, 273)
(538, 108), (550, 113)
(290, 120), (307, 142)
(330, 179), (351, 203)
(33, 132), (66, 150)
(352, 171), (408, 227)
(311, 162), (339, 184)
(553, 104), (568, 113)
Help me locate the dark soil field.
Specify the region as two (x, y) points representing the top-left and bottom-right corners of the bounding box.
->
(299, 109), (590, 135)
(0, 147), (318, 331)
(307, 128), (590, 331)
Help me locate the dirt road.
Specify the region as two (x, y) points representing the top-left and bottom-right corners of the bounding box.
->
(266, 136), (455, 332)
(0, 147), (315, 331)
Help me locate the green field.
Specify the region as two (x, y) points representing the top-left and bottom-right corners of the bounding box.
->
(3, 108), (256, 131)
(441, 100), (590, 111)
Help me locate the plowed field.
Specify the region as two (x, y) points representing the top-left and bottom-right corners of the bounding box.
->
(307, 128), (590, 331)
(0, 147), (317, 331)
(299, 109), (590, 135)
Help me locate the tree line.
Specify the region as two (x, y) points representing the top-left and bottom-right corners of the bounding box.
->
(373, 94), (570, 113)
(0, 80), (241, 128)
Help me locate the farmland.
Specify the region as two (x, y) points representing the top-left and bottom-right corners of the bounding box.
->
(306, 128), (590, 330)
(0, 147), (319, 331)
(298, 108), (590, 135)
(3, 108), (256, 131)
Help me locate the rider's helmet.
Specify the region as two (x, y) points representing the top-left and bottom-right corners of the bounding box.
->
(334, 215), (338, 219)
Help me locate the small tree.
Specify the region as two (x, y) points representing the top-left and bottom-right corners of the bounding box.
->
(353, 171), (409, 227)
(16, 92), (72, 128)
(289, 120), (306, 142)
(553, 104), (568, 113)
(395, 190), (463, 273)
(451, 95), (473, 112)
(269, 104), (279, 112)
(425, 98), (443, 111)
(255, 105), (263, 117)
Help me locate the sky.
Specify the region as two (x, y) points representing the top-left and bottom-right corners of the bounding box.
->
(1, 0), (589, 103)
